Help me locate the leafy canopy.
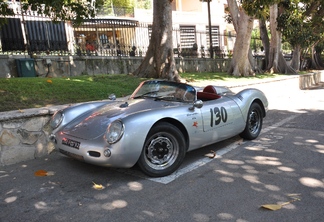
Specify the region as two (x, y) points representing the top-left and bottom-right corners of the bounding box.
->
(0, 0), (105, 25)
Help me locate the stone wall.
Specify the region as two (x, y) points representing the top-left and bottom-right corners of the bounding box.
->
(299, 72), (322, 89)
(0, 106), (66, 166)
(0, 55), (231, 78)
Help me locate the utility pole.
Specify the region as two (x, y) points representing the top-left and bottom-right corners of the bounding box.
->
(201, 0), (213, 58)
(207, 0), (213, 58)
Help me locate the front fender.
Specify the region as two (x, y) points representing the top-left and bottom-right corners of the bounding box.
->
(51, 100), (119, 134)
(116, 106), (193, 166)
(230, 89), (268, 122)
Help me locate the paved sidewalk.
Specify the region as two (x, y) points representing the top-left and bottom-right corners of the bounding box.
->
(191, 74), (300, 88)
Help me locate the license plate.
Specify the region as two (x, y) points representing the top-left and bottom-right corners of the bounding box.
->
(62, 138), (80, 149)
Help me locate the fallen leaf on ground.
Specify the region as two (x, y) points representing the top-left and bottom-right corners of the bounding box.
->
(205, 150), (217, 158)
(34, 170), (48, 176)
(261, 197), (300, 211)
(261, 204), (283, 211)
(34, 170), (55, 176)
(287, 193), (301, 197)
(92, 181), (104, 190)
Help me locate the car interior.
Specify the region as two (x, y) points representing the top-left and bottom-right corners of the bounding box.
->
(197, 85), (222, 101)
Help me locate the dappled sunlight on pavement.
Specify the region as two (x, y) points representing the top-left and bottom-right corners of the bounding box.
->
(194, 75), (324, 112)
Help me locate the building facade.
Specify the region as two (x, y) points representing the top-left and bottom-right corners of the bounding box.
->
(0, 0), (235, 58)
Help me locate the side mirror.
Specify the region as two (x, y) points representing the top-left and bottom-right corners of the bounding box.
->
(108, 94), (116, 100)
(189, 100), (203, 110)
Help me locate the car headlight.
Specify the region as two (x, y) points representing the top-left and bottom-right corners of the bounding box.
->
(50, 111), (63, 129)
(105, 120), (124, 144)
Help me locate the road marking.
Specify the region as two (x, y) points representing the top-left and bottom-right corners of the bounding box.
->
(149, 141), (242, 184)
(260, 114), (301, 134)
(118, 113), (301, 184)
(148, 113), (302, 184)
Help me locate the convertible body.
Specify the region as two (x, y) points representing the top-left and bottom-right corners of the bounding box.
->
(50, 80), (268, 177)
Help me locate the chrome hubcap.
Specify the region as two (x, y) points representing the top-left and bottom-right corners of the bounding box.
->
(248, 110), (260, 134)
(145, 135), (178, 170)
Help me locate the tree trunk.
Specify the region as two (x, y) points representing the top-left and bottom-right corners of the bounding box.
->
(227, 0), (255, 76)
(267, 4), (296, 74)
(311, 44), (324, 70)
(259, 18), (270, 70)
(133, 0), (180, 81)
(290, 45), (301, 71)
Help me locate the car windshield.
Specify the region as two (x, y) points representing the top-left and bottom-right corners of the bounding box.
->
(130, 80), (196, 102)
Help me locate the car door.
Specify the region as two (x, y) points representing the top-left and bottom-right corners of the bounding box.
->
(199, 96), (245, 144)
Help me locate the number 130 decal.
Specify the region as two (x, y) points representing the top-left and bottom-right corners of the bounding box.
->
(210, 107), (228, 127)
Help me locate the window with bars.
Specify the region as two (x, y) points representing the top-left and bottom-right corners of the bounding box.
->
(1, 18), (68, 52)
(206, 26), (220, 49)
(26, 21), (68, 51)
(1, 18), (25, 51)
(180, 26), (196, 49)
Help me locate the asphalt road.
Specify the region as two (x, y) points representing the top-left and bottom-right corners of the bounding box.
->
(1, 77), (324, 222)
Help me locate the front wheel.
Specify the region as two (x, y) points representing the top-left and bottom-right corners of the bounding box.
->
(240, 102), (263, 140)
(137, 122), (186, 177)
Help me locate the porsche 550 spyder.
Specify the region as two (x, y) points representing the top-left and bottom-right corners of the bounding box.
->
(50, 79), (268, 177)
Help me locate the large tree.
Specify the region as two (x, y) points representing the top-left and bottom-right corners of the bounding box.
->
(303, 0), (324, 70)
(259, 18), (270, 70)
(273, 0), (324, 72)
(242, 0), (296, 74)
(226, 0), (255, 77)
(267, 3), (296, 74)
(132, 0), (180, 81)
(277, 1), (314, 71)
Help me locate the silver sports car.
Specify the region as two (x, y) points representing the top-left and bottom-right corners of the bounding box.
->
(50, 79), (268, 177)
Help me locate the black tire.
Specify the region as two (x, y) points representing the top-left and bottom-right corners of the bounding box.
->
(137, 122), (186, 177)
(240, 102), (263, 140)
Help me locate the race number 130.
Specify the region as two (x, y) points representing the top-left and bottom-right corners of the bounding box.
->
(210, 107), (227, 127)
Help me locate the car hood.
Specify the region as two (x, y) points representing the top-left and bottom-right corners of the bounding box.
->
(62, 99), (175, 140)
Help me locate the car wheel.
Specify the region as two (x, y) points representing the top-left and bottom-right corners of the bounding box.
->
(137, 122), (186, 177)
(240, 102), (263, 140)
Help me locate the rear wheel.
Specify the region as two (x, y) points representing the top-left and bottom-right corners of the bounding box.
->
(240, 102), (263, 140)
(137, 122), (186, 177)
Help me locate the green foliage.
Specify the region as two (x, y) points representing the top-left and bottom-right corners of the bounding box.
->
(251, 28), (263, 52)
(0, 73), (284, 112)
(242, 0), (275, 19)
(241, 0), (324, 54)
(282, 42), (292, 53)
(103, 0), (135, 8)
(0, 0), (105, 25)
(25, 0), (99, 25)
(135, 0), (151, 9)
(0, 75), (145, 112)
(0, 0), (15, 25)
(100, 0), (135, 16)
(277, 0), (324, 50)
